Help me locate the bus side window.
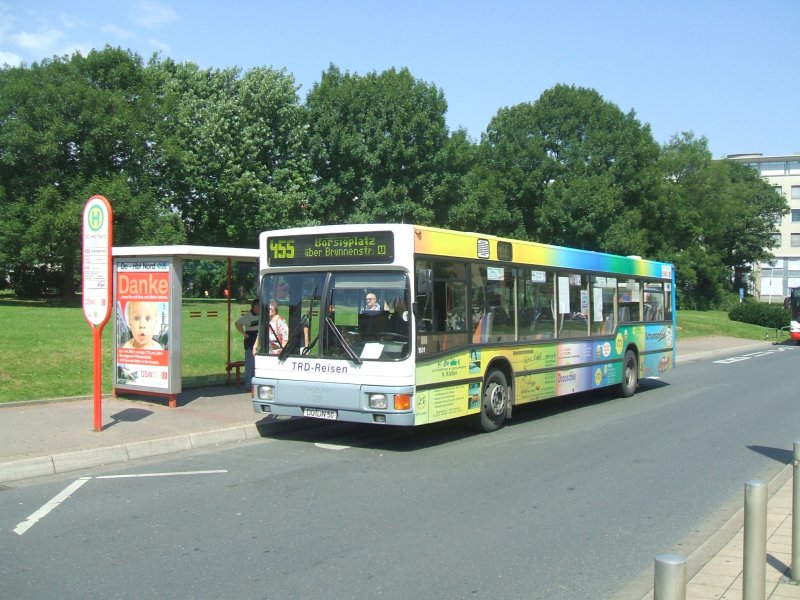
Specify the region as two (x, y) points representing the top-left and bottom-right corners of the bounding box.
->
(518, 268), (555, 341)
(618, 279), (641, 322)
(415, 260), (468, 353)
(643, 282), (665, 322)
(471, 264), (488, 342)
(591, 276), (616, 336)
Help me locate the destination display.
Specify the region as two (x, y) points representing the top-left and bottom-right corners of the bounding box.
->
(267, 231), (394, 266)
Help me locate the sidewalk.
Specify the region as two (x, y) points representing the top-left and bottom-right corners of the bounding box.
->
(683, 467), (800, 600)
(0, 385), (296, 483)
(1, 336), (796, 599)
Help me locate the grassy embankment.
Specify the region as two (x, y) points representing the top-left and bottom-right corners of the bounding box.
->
(0, 295), (789, 404)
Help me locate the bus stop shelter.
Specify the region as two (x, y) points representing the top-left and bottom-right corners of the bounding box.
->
(111, 245), (259, 407)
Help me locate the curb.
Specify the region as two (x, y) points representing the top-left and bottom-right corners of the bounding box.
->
(0, 423), (259, 484)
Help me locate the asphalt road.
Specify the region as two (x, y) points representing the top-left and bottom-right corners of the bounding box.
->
(1, 344), (798, 599)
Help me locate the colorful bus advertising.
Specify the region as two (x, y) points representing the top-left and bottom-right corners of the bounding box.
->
(251, 224), (676, 433)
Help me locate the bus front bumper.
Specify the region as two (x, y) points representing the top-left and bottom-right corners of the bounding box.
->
(251, 378), (416, 426)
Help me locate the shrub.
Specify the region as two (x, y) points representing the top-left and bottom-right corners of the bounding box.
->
(715, 292), (743, 312)
(8, 266), (62, 298)
(728, 300), (789, 330)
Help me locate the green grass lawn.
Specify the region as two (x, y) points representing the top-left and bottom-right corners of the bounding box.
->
(677, 309), (790, 341)
(0, 297), (789, 404)
(0, 296), (252, 404)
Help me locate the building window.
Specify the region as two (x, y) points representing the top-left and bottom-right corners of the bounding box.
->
(792, 185), (800, 200)
(772, 233), (782, 247)
(792, 234), (800, 248)
(789, 161), (800, 175)
(793, 209), (800, 223)
(760, 161), (787, 176)
(775, 185), (784, 196)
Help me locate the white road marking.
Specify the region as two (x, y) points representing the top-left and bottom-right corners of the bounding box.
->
(12, 470), (227, 536)
(96, 470), (228, 479)
(314, 443), (349, 450)
(14, 477), (91, 536)
(714, 346), (795, 364)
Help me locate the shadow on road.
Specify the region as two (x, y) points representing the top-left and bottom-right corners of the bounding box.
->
(747, 445), (793, 465)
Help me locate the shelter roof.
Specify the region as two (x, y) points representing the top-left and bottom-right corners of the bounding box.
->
(112, 245), (258, 262)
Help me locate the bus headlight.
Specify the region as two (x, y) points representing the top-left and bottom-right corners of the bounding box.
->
(257, 385), (275, 401)
(368, 393), (388, 409)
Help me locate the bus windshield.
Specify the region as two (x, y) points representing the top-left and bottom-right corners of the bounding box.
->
(260, 271), (411, 361)
(791, 288), (800, 322)
(790, 288), (800, 346)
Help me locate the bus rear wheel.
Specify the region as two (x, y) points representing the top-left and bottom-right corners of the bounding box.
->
(474, 370), (509, 432)
(618, 349), (638, 398)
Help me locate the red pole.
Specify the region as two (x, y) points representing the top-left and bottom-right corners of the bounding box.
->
(226, 258), (232, 368)
(92, 325), (104, 432)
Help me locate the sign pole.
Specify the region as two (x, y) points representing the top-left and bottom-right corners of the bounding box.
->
(92, 326), (103, 431)
(82, 195), (113, 432)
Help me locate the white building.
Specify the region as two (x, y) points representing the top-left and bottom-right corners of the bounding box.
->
(723, 153), (800, 303)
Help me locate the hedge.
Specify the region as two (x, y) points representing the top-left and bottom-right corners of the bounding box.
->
(728, 300), (790, 330)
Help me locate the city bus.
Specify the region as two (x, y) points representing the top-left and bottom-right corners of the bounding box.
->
(789, 288), (800, 344)
(251, 224), (676, 432)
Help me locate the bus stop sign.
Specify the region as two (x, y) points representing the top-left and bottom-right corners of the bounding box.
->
(82, 195), (113, 327)
(82, 194), (113, 432)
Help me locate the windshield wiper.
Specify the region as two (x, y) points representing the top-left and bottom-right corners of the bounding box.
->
(326, 316), (362, 364)
(304, 291), (317, 354)
(278, 293), (318, 361)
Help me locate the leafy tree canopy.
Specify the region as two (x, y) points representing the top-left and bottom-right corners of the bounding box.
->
(306, 65), (457, 226)
(0, 47), (184, 296)
(0, 49), (787, 308)
(150, 58), (312, 245)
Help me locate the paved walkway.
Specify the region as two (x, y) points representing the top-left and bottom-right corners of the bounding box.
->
(624, 464), (800, 600)
(2, 335), (798, 599)
(682, 469), (800, 599)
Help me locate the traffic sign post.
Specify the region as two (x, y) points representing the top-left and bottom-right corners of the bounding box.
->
(82, 195), (113, 432)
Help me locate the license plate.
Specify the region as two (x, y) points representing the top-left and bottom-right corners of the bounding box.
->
(303, 408), (338, 420)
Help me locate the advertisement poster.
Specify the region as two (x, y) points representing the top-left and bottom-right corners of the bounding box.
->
(115, 260), (170, 389)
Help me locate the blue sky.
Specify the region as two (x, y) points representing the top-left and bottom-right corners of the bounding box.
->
(1, 0), (798, 158)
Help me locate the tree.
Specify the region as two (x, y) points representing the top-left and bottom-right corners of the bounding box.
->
(305, 65), (457, 225)
(447, 103), (542, 238)
(151, 59), (313, 246)
(717, 159), (788, 288)
(0, 47), (184, 297)
(528, 85), (662, 255)
(475, 85), (662, 255)
(473, 102), (546, 238)
(657, 133), (787, 308)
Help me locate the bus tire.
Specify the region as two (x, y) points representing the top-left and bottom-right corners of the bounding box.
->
(474, 370), (509, 432)
(618, 349), (638, 398)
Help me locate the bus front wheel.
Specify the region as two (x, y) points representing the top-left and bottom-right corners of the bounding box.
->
(474, 370), (509, 432)
(618, 350), (638, 398)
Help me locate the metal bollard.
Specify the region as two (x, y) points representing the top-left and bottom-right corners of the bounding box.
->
(743, 479), (767, 600)
(792, 441), (800, 582)
(653, 553), (686, 600)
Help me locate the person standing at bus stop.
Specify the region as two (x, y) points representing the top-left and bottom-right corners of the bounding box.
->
(235, 299), (259, 387)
